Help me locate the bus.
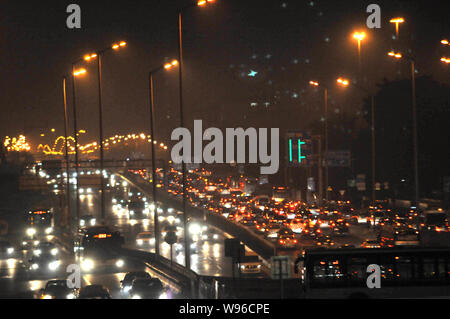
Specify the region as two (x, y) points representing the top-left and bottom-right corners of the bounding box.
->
(74, 226), (125, 272)
(296, 247), (450, 298)
(26, 209), (53, 238)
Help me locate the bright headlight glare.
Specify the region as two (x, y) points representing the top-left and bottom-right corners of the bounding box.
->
(159, 292), (168, 299)
(66, 293), (75, 299)
(7, 248), (14, 254)
(34, 249), (42, 256)
(132, 295), (141, 299)
(51, 248), (58, 255)
(31, 263), (39, 270)
(45, 227), (53, 234)
(116, 259), (124, 268)
(49, 260), (60, 271)
(27, 228), (36, 236)
(137, 239), (143, 245)
(81, 259), (94, 271)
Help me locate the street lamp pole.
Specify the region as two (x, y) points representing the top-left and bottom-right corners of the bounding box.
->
(324, 88), (329, 203)
(96, 52), (106, 224)
(177, 10), (190, 270)
(71, 63), (81, 228)
(410, 60), (419, 207)
(371, 95), (376, 206)
(62, 76), (72, 230)
(149, 71), (160, 256)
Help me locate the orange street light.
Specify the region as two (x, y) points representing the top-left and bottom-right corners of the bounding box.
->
(73, 68), (87, 76)
(309, 81), (319, 87)
(352, 31), (366, 76)
(198, 0), (214, 6)
(441, 39), (449, 46)
(336, 78), (349, 87)
(441, 57), (450, 64)
(164, 60), (179, 70)
(112, 41), (126, 50)
(84, 53), (98, 62)
(388, 51), (402, 59)
(390, 17), (404, 38)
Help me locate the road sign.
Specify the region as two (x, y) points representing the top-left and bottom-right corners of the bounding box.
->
(286, 131), (312, 167)
(164, 231), (177, 245)
(271, 256), (291, 279)
(326, 150), (351, 167)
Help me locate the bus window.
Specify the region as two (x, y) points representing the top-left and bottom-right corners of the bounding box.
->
(311, 258), (344, 287)
(395, 256), (415, 281)
(348, 257), (368, 283)
(423, 258), (437, 279)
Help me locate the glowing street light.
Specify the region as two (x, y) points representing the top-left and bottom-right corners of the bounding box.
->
(388, 51), (403, 59)
(441, 57), (450, 64)
(336, 77), (349, 87)
(352, 31), (366, 77)
(73, 68), (87, 76)
(309, 81), (319, 87)
(164, 60), (179, 70)
(390, 17), (404, 38)
(83, 53), (97, 62)
(197, 0), (215, 6)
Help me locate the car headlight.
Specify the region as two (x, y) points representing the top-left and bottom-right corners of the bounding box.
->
(66, 293), (76, 299)
(90, 219), (96, 226)
(51, 248), (58, 256)
(80, 220), (85, 226)
(112, 198), (117, 204)
(213, 234), (219, 240)
(45, 227), (53, 234)
(81, 259), (94, 271)
(48, 260), (60, 271)
(159, 292), (168, 299)
(149, 238), (155, 245)
(34, 249), (42, 256)
(31, 263), (39, 270)
(27, 228), (36, 237)
(115, 259), (124, 268)
(137, 239), (143, 245)
(22, 241), (27, 246)
(202, 234), (208, 240)
(131, 294), (141, 299)
(42, 294), (53, 299)
(34, 240), (40, 246)
(7, 247), (14, 254)
(123, 286), (131, 293)
(129, 210), (134, 215)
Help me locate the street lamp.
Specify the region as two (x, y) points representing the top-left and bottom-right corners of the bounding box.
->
(390, 18), (405, 39)
(177, 0), (215, 270)
(149, 59), (179, 257)
(440, 39), (449, 46)
(81, 41), (127, 225)
(387, 51), (420, 207)
(309, 80), (328, 204)
(440, 57), (450, 64)
(352, 31), (366, 78)
(337, 77), (376, 206)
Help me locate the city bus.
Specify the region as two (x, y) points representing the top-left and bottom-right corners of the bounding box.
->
(74, 226), (125, 272)
(26, 209), (53, 238)
(296, 247), (450, 298)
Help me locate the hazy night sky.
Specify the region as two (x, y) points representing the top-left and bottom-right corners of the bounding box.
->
(0, 0), (448, 148)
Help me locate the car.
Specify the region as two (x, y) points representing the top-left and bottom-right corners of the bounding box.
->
(79, 215), (96, 228)
(129, 278), (165, 299)
(200, 227), (220, 242)
(33, 241), (59, 257)
(121, 271), (151, 294)
(28, 254), (61, 273)
(136, 232), (155, 247)
(127, 200), (147, 219)
(21, 238), (40, 250)
(361, 239), (382, 248)
(315, 235), (336, 248)
(78, 285), (112, 299)
(0, 240), (15, 259)
(39, 280), (78, 299)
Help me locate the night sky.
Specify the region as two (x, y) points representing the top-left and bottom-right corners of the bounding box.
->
(0, 0), (448, 148)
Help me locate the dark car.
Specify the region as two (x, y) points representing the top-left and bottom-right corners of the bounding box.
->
(0, 240), (15, 259)
(129, 278), (165, 299)
(78, 285), (111, 299)
(28, 253), (61, 273)
(39, 280), (78, 299)
(121, 271), (151, 294)
(79, 215), (96, 228)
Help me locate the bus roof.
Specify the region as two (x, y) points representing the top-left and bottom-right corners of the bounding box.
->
(304, 247), (450, 257)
